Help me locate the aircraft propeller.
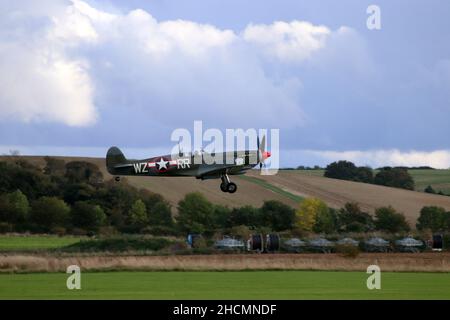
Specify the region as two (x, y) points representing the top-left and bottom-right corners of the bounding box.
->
(257, 135), (271, 169)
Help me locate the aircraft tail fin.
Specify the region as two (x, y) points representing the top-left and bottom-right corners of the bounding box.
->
(106, 146), (127, 173)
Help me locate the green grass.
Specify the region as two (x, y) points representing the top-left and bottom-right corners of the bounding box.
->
(238, 175), (304, 202)
(292, 169), (450, 194)
(409, 169), (450, 194)
(1, 271), (450, 299)
(0, 235), (83, 251)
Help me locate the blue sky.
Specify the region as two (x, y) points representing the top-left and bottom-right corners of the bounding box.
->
(1, 0), (449, 168)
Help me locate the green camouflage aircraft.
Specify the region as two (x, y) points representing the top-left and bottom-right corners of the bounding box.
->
(106, 136), (271, 193)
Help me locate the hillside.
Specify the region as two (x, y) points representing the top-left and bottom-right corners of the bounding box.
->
(3, 156), (450, 223)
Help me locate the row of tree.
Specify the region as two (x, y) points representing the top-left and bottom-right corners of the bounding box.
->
(1, 158), (448, 236)
(324, 160), (415, 190)
(296, 199), (411, 234)
(0, 158), (173, 234)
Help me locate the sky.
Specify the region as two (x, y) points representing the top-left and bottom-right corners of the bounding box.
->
(0, 0), (449, 168)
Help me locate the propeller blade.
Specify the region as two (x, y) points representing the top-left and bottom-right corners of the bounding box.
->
(260, 135), (266, 154)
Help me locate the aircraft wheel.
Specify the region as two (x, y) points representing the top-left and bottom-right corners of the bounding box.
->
(115, 176), (121, 182)
(220, 183), (228, 192)
(227, 182), (237, 193)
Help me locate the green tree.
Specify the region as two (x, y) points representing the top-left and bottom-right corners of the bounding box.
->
(129, 199), (148, 227)
(148, 201), (173, 227)
(43, 156), (66, 176)
(313, 207), (338, 234)
(416, 206), (446, 232)
(228, 205), (260, 228)
(445, 212), (450, 231)
(324, 161), (358, 180)
(65, 161), (103, 184)
(296, 198), (328, 232)
(230, 225), (251, 240)
(0, 161), (56, 200)
(177, 192), (214, 234)
(355, 166), (374, 183)
(211, 205), (231, 229)
(374, 206), (410, 233)
(70, 201), (106, 232)
(424, 185), (436, 194)
(260, 200), (295, 231)
(31, 197), (70, 231)
(338, 202), (374, 232)
(63, 183), (96, 205)
(324, 161), (373, 183)
(0, 190), (30, 225)
(374, 167), (415, 190)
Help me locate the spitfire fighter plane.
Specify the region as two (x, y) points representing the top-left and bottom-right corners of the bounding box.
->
(106, 137), (271, 193)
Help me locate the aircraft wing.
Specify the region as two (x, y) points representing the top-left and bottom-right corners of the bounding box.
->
(197, 163), (252, 178)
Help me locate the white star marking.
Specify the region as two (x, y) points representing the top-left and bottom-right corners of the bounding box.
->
(156, 158), (168, 170)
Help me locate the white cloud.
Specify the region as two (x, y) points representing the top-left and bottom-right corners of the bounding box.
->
(243, 21), (330, 63)
(0, 0), (97, 126)
(305, 149), (450, 169)
(0, 0), (357, 129)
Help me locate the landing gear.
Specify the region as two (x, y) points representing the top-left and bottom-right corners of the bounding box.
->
(220, 174), (237, 193)
(227, 182), (237, 193)
(115, 176), (121, 182)
(220, 182), (228, 192)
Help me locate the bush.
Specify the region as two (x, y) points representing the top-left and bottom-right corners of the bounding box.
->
(374, 167), (415, 190)
(141, 225), (177, 236)
(30, 197), (70, 232)
(61, 237), (172, 252)
(98, 226), (119, 237)
(51, 226), (67, 236)
(338, 202), (374, 232)
(416, 206), (447, 232)
(324, 161), (373, 183)
(296, 198), (328, 232)
(230, 225), (252, 240)
(228, 206), (260, 229)
(374, 206), (410, 233)
(177, 193), (214, 234)
(70, 201), (106, 232)
(128, 199), (148, 228)
(0, 222), (13, 233)
(260, 200), (296, 231)
(335, 244), (360, 258)
(314, 207), (338, 234)
(0, 190), (30, 225)
(424, 185), (436, 194)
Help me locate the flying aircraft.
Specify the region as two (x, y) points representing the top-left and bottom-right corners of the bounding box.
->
(106, 136), (271, 193)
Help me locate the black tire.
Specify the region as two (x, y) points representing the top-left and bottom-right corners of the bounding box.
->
(227, 182), (237, 193)
(115, 176), (121, 182)
(220, 183), (228, 192)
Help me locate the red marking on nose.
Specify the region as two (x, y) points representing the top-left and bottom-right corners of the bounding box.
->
(263, 151), (271, 159)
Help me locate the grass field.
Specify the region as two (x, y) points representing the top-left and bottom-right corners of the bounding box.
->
(0, 271), (449, 299)
(0, 236), (82, 251)
(238, 175), (304, 202)
(409, 169), (450, 194)
(284, 169), (450, 193)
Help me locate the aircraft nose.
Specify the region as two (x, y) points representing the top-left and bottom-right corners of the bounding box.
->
(263, 151), (271, 159)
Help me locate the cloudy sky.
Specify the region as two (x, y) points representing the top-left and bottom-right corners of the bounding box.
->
(1, 0), (449, 168)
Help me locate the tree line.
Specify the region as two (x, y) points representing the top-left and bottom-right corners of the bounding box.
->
(324, 160), (415, 190)
(0, 157), (449, 237)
